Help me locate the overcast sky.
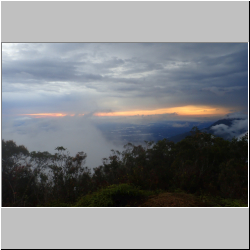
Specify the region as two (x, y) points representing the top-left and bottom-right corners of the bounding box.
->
(2, 43), (248, 117)
(1, 43), (248, 168)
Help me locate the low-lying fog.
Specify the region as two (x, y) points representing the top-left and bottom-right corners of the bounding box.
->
(2, 112), (248, 170)
(2, 115), (124, 170)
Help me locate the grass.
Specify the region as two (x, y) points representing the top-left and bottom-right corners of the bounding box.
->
(168, 188), (248, 207)
(198, 194), (248, 207)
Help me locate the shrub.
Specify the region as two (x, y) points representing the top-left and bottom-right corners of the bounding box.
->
(75, 183), (154, 207)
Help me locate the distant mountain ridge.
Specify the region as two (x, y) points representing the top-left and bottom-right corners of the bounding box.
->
(205, 118), (243, 130)
(168, 118), (247, 143)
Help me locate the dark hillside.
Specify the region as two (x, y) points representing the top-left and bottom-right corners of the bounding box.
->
(168, 118), (247, 143)
(206, 118), (243, 129)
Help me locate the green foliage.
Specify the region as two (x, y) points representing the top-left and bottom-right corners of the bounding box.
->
(75, 183), (154, 207)
(216, 198), (248, 207)
(198, 193), (247, 207)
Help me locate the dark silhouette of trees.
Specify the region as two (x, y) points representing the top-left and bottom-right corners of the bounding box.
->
(2, 140), (31, 206)
(2, 127), (248, 206)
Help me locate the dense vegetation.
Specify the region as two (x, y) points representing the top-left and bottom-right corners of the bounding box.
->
(1, 127), (248, 207)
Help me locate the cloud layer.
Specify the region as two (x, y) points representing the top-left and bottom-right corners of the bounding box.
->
(2, 43), (248, 116)
(210, 112), (248, 140)
(2, 115), (124, 169)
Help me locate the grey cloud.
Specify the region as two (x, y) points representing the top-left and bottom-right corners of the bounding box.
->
(2, 90), (104, 115)
(223, 112), (248, 119)
(2, 43), (248, 117)
(211, 124), (230, 135)
(202, 86), (246, 96)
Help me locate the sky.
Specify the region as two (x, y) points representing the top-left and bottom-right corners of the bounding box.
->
(1, 43), (248, 168)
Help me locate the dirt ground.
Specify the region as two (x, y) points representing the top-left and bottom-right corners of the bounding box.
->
(136, 192), (211, 207)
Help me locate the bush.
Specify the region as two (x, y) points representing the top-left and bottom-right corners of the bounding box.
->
(75, 183), (154, 207)
(198, 193), (247, 207)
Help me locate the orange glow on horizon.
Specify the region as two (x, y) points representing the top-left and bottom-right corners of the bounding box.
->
(20, 113), (84, 118)
(19, 106), (230, 118)
(94, 105), (230, 117)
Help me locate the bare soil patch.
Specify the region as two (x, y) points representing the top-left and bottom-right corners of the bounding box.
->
(136, 192), (211, 207)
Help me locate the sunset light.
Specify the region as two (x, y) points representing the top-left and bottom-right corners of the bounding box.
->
(19, 105), (232, 119)
(94, 105), (230, 117)
(19, 113), (82, 118)
(18, 106), (230, 119)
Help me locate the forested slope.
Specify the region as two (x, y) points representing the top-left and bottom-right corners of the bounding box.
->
(2, 127), (248, 207)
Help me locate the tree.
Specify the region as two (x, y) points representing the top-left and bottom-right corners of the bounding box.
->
(2, 140), (31, 206)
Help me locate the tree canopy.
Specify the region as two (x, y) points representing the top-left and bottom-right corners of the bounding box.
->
(1, 127), (248, 207)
